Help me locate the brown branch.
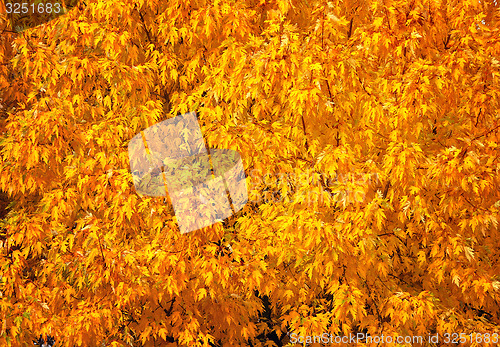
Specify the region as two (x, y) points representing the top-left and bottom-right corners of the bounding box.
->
(347, 18), (354, 39)
(443, 33), (451, 50)
(301, 114), (309, 151)
(137, 8), (152, 44)
(472, 122), (500, 141)
(95, 228), (107, 270)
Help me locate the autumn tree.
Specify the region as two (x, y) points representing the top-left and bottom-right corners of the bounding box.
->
(1, 0), (500, 346)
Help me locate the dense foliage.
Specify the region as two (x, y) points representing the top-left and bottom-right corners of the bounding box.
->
(1, 0), (499, 346)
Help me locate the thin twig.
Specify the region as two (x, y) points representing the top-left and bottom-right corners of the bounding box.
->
(472, 122), (500, 141)
(137, 9), (152, 43)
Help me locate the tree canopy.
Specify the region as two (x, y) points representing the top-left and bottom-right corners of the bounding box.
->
(0, 0), (499, 346)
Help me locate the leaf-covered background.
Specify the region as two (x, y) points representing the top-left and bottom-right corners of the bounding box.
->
(1, 0), (499, 346)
